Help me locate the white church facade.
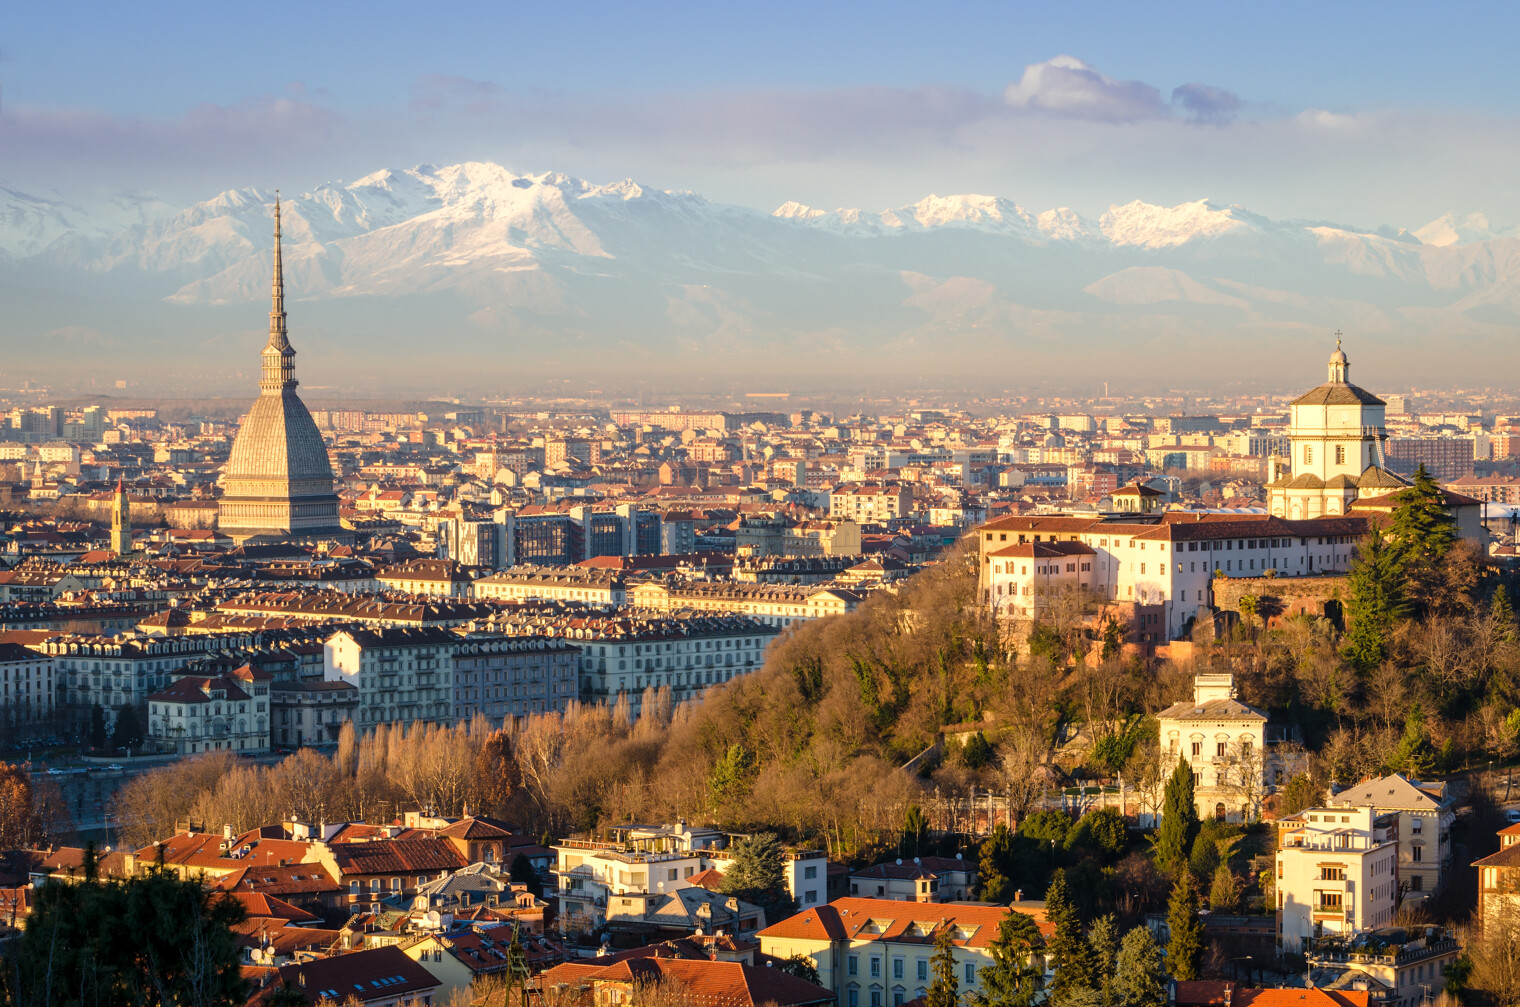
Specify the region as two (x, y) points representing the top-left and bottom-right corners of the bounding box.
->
(1266, 339), (1410, 519)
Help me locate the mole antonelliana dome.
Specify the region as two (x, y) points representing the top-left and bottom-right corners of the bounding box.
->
(218, 197), (345, 543)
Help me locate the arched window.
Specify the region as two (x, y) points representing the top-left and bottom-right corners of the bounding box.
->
(1214, 803), (1226, 821)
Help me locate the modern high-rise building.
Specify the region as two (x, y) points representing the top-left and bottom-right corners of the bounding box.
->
(218, 198), (346, 544)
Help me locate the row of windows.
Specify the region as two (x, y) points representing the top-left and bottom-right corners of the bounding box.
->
(846, 956), (979, 985)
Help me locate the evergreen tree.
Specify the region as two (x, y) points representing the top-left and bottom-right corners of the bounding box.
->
(1046, 869), (1097, 999)
(1493, 588), (1517, 641)
(110, 704), (142, 751)
(1086, 915), (1121, 1006)
(1164, 869), (1204, 981)
(718, 832), (796, 922)
(926, 925), (960, 1007)
(1208, 861), (1240, 913)
(778, 953), (822, 985)
(963, 732), (994, 770)
(1342, 531), (1407, 672)
(1388, 465), (1458, 615)
(974, 912), (1045, 1007)
(1386, 703), (1438, 777)
(902, 804), (930, 858)
(1155, 756), (1198, 876)
(1101, 620), (1123, 661)
(509, 853), (539, 888)
(1112, 926), (1169, 1007)
(13, 864), (248, 1006)
(87, 703), (107, 749)
(978, 823), (1017, 903)
(707, 743), (756, 811)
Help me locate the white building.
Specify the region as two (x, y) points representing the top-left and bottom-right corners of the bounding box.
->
(1329, 774), (1454, 901)
(1266, 339), (1410, 519)
(552, 823), (827, 932)
(146, 665), (271, 754)
(324, 627), (455, 730)
(1156, 673), (1276, 824)
(0, 642), (55, 729)
(977, 513), (1365, 640)
(1275, 805), (1399, 953)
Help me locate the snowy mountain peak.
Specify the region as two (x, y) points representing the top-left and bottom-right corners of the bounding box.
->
(773, 201), (828, 220)
(1100, 198), (1255, 248)
(1414, 211), (1516, 248)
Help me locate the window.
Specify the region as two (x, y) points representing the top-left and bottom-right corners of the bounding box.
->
(805, 890), (819, 904)
(805, 865), (818, 880)
(849, 992), (859, 1007)
(1191, 741), (1201, 757)
(1304, 444), (1313, 464)
(1320, 866), (1345, 881)
(1410, 875), (1424, 891)
(848, 957), (859, 977)
(1216, 742), (1227, 758)
(871, 993), (882, 1007)
(1411, 818), (1423, 834)
(1412, 845), (1423, 863)
(917, 961), (928, 982)
(893, 960), (904, 980)
(1335, 445), (1346, 465)
(871, 958), (881, 978)
(965, 963), (976, 984)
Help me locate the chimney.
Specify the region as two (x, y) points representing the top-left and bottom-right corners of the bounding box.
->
(1014, 889), (1022, 902)
(223, 823), (234, 841)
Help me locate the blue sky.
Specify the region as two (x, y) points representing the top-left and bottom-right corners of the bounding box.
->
(6, 0), (1520, 225)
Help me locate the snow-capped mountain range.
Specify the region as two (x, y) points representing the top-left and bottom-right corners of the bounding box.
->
(4, 161), (1520, 384)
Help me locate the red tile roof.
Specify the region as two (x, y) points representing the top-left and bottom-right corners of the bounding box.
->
(274, 945), (440, 1005)
(328, 838), (468, 876)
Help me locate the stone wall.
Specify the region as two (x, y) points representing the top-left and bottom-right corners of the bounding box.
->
(1212, 573), (1349, 630)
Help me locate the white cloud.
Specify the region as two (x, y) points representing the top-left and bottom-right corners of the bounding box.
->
(1003, 55), (1167, 123)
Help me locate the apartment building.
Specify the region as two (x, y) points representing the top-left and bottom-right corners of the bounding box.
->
(1473, 823), (1520, 928)
(629, 581), (861, 629)
(146, 665), (272, 755)
(1275, 806), (1399, 954)
(449, 634), (579, 722)
(847, 855), (978, 903)
(1329, 775), (1454, 900)
(829, 485), (912, 524)
(324, 627), (455, 730)
(758, 898), (1050, 1007)
(473, 566), (630, 606)
(0, 642), (55, 724)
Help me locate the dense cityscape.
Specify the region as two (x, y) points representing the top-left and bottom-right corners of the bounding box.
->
(0, 199), (1512, 1007)
(13, 5), (1520, 1007)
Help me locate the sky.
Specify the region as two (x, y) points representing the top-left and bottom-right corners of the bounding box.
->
(7, 0), (1520, 228)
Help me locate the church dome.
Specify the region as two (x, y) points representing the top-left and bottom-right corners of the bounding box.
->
(224, 390), (334, 493)
(218, 197), (344, 543)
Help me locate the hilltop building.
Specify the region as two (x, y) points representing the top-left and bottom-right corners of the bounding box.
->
(218, 197), (347, 545)
(1266, 338), (1409, 519)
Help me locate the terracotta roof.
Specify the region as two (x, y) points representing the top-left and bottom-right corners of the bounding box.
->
(274, 945), (439, 1005)
(226, 891), (322, 923)
(756, 897), (1052, 946)
(539, 956), (834, 1007)
(328, 838), (468, 876)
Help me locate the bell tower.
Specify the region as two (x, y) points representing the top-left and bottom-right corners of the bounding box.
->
(110, 478), (132, 557)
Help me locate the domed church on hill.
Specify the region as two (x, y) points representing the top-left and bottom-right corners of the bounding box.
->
(1266, 336), (1410, 520)
(218, 198), (347, 544)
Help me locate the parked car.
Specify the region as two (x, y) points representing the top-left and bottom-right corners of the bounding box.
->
(1505, 808), (1520, 824)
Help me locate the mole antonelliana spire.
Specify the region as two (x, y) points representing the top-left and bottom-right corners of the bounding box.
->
(218, 194), (347, 544)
